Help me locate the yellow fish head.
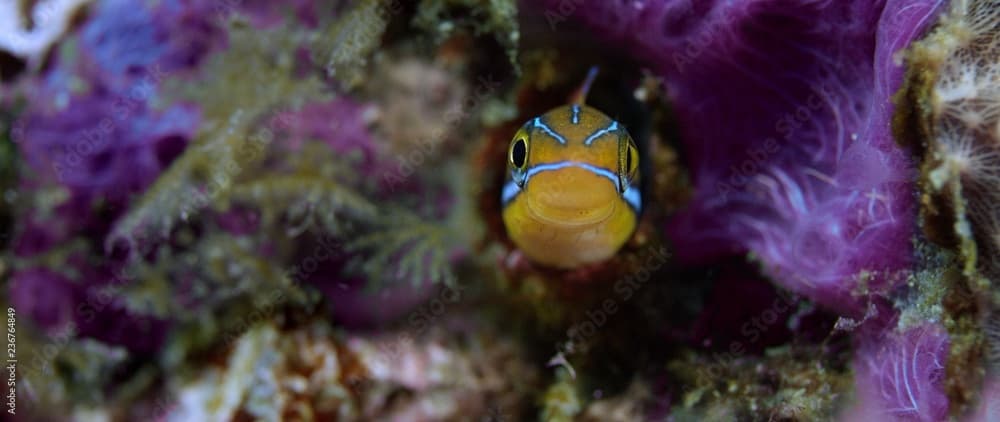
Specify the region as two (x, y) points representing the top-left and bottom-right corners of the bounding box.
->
(501, 104), (641, 268)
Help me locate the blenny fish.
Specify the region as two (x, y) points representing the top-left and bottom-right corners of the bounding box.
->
(501, 68), (642, 268)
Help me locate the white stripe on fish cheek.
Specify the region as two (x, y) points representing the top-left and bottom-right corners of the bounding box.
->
(501, 180), (522, 205)
(623, 184), (641, 211)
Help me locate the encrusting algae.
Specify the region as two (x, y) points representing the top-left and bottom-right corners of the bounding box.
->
(897, 0), (1000, 294)
(895, 0), (1000, 415)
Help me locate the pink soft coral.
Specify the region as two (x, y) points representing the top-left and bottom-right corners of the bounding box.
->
(846, 323), (950, 421)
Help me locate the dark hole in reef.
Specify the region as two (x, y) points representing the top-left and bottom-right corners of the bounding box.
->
(481, 5), (849, 406)
(479, 3), (679, 245)
(0, 51), (26, 83)
(154, 135), (188, 167)
(90, 150), (114, 174)
(107, 235), (134, 262)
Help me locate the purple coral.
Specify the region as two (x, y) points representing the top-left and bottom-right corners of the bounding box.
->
(269, 99), (445, 328)
(8, 0), (220, 352)
(19, 97), (199, 204)
(846, 323), (950, 421)
(9, 263), (169, 354)
(81, 0), (221, 82)
(537, 0), (943, 316)
(8, 269), (80, 333)
(17, 0), (217, 207)
(273, 99), (378, 169)
(318, 270), (438, 330)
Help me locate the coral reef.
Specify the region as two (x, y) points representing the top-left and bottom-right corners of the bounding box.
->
(2, 0), (999, 420)
(5, 0), (483, 417)
(157, 318), (538, 421)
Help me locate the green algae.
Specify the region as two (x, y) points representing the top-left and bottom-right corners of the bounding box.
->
(413, 0), (520, 71)
(541, 369), (584, 421)
(68, 3), (484, 408)
(314, 0), (393, 88)
(111, 21), (332, 248)
(891, 240), (986, 415)
(668, 346), (852, 421)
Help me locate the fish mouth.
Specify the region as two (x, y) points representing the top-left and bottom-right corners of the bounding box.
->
(522, 187), (617, 227)
(525, 199), (616, 227)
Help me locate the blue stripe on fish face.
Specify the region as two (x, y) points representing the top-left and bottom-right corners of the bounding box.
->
(532, 117), (568, 145)
(571, 105), (580, 124)
(502, 160), (642, 211)
(583, 121), (620, 145)
(525, 160), (619, 187)
(501, 179), (521, 206)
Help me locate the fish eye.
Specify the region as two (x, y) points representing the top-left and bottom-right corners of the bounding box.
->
(510, 137), (527, 169)
(509, 130), (530, 187)
(626, 144), (633, 173)
(627, 141), (639, 179)
(618, 137), (639, 192)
